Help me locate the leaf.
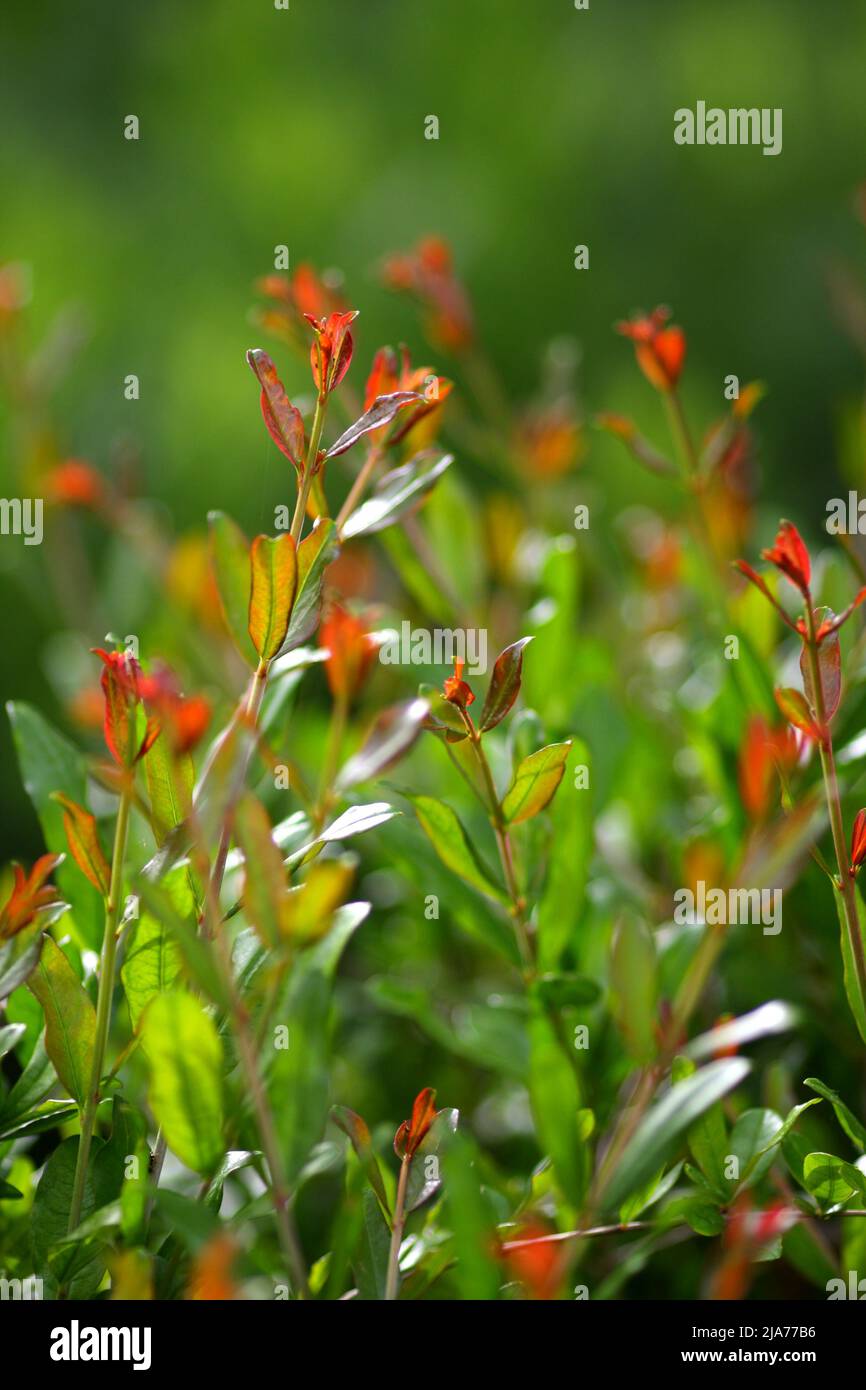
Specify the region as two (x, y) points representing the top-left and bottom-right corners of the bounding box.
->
(340, 450), (453, 539)
(331, 1105), (391, 1222)
(754, 1099), (822, 1159)
(135, 875), (231, 1013)
(248, 533), (298, 662)
(50, 793), (110, 896)
(234, 795), (286, 948)
(687, 1097), (729, 1197)
(528, 998), (588, 1207)
(7, 702), (103, 949)
(603, 1058), (752, 1213)
(336, 698), (429, 791)
(610, 912), (657, 1064)
(501, 741), (571, 824)
(246, 347), (305, 466)
(32, 1136), (107, 1298)
(288, 802), (398, 866)
(479, 637), (533, 733)
(27, 935), (96, 1107)
(121, 863), (188, 1031)
(208, 510), (256, 666)
(537, 736), (592, 970)
(0, 1021), (25, 1059)
(833, 884), (866, 1045)
(325, 391), (422, 459)
(804, 1077), (866, 1151)
(442, 1132), (501, 1299)
(802, 1151), (866, 1207)
(353, 1187), (391, 1300)
(774, 686), (820, 740)
(0, 1033), (55, 1133)
(142, 732), (194, 846)
(141, 991), (224, 1175)
(534, 973), (602, 1009)
(801, 620), (841, 721)
(281, 518), (339, 652)
(0, 929), (44, 1001)
(405, 1107), (459, 1211)
(406, 794), (507, 903)
(727, 1108), (784, 1190)
(685, 1001), (799, 1062)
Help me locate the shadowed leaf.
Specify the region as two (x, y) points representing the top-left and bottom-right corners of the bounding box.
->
(208, 511), (256, 667)
(27, 935), (96, 1107)
(249, 533), (298, 662)
(340, 450), (452, 538)
(336, 698), (430, 791)
(325, 391), (421, 459)
(479, 638), (533, 733)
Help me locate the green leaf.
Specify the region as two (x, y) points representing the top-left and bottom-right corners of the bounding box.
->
(405, 1107), (459, 1212)
(208, 510), (256, 666)
(832, 885), (866, 1045)
(0, 1034), (55, 1132)
(7, 702), (102, 949)
(534, 972), (602, 1009)
(234, 795), (286, 947)
(32, 1136), (108, 1298)
(688, 1099), (729, 1196)
(479, 638), (533, 733)
(282, 518), (338, 652)
(0, 1021), (25, 1059)
(27, 936), (96, 1107)
(0, 929), (44, 1001)
(269, 907), (364, 1184)
(501, 741), (572, 824)
(528, 997), (587, 1207)
(727, 1108), (784, 1191)
(803, 1151), (866, 1207)
(142, 731), (194, 846)
(754, 1098), (822, 1159)
(442, 1132), (501, 1299)
(537, 737), (592, 969)
(141, 991), (224, 1175)
(610, 912), (657, 1064)
(406, 794), (507, 903)
(804, 1077), (866, 1151)
(248, 533), (298, 662)
(121, 863), (188, 1030)
(353, 1187), (391, 1300)
(340, 450), (452, 539)
(604, 1058), (751, 1213)
(336, 698), (429, 791)
(331, 1105), (391, 1223)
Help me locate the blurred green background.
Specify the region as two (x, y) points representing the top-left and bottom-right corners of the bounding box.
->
(3, 0), (866, 856)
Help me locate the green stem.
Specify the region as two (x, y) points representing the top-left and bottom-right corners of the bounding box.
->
(67, 782), (132, 1235)
(803, 604), (866, 1025)
(385, 1154), (410, 1301)
(291, 391), (328, 544)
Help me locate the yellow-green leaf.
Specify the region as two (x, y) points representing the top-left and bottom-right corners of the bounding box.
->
(27, 935), (96, 1107)
(51, 793), (110, 896)
(502, 741), (571, 824)
(248, 533), (298, 662)
(141, 991), (223, 1175)
(208, 510), (256, 667)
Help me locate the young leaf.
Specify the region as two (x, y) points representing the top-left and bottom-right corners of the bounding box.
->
(208, 511), (257, 666)
(248, 533), (298, 662)
(141, 990), (224, 1175)
(0, 930), (45, 1001)
(325, 391), (421, 459)
(479, 638), (533, 733)
(406, 793), (508, 903)
(340, 450), (452, 539)
(800, 619), (841, 721)
(51, 793), (110, 896)
(336, 698), (429, 791)
(246, 348), (305, 467)
(774, 686), (820, 740)
(331, 1105), (391, 1222)
(27, 935), (96, 1107)
(803, 1151), (866, 1207)
(288, 802), (398, 866)
(501, 741), (571, 824)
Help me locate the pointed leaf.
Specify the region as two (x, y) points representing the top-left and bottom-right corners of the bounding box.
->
(405, 793), (507, 903)
(331, 1105), (391, 1222)
(336, 698), (429, 791)
(121, 863), (188, 1031)
(208, 511), (256, 666)
(141, 991), (223, 1175)
(325, 391), (422, 459)
(340, 450), (452, 539)
(27, 935), (96, 1107)
(774, 686), (820, 739)
(502, 741), (571, 824)
(246, 348), (304, 466)
(804, 1077), (866, 1151)
(479, 638), (533, 733)
(51, 793), (110, 896)
(281, 518), (339, 652)
(249, 533), (298, 662)
(801, 616), (841, 721)
(235, 794), (287, 948)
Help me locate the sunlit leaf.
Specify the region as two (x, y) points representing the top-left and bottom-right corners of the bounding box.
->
(325, 391), (421, 459)
(281, 518), (339, 652)
(406, 793), (507, 903)
(141, 990), (223, 1176)
(336, 698), (429, 791)
(248, 533), (298, 662)
(804, 1077), (866, 1151)
(121, 863), (188, 1031)
(479, 638), (533, 733)
(340, 450), (452, 539)
(51, 793), (110, 896)
(501, 740), (571, 824)
(27, 935), (96, 1107)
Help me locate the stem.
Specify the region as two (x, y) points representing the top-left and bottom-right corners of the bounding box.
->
(291, 390), (328, 544)
(385, 1154), (410, 1301)
(458, 707), (534, 974)
(803, 604), (866, 1020)
(313, 688), (348, 831)
(68, 782), (132, 1235)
